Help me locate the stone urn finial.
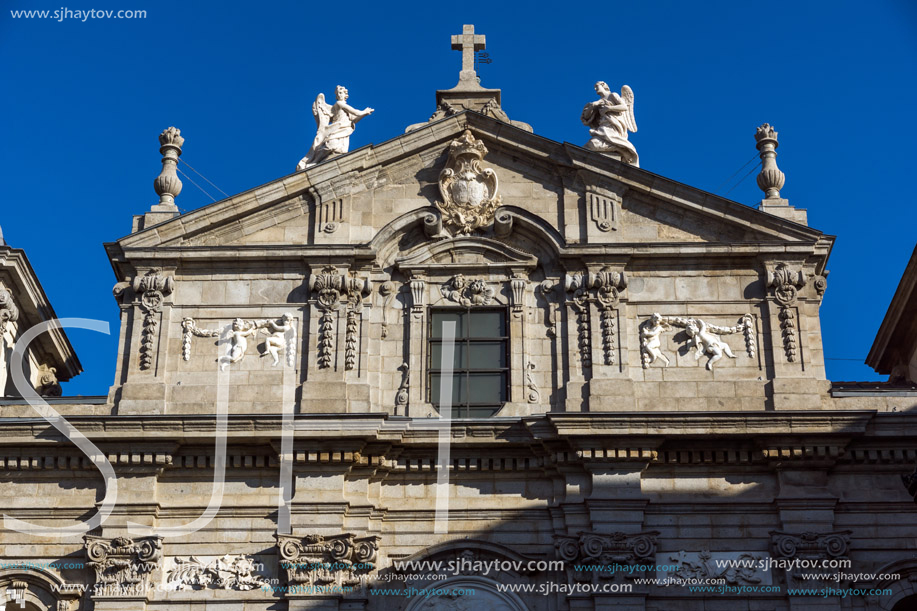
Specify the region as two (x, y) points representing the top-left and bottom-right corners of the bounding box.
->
(755, 123), (785, 199)
(153, 126), (184, 207)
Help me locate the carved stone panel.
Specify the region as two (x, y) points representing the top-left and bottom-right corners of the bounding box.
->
(83, 535), (163, 598)
(276, 533), (380, 593)
(164, 554), (269, 591)
(657, 550), (772, 586)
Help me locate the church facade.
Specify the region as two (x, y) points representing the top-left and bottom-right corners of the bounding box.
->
(2, 25), (917, 611)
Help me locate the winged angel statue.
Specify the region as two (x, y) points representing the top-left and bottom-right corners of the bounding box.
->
(581, 81), (639, 166)
(296, 86), (374, 170)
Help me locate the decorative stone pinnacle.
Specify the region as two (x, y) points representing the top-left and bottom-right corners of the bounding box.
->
(153, 126), (183, 207)
(755, 123), (785, 199)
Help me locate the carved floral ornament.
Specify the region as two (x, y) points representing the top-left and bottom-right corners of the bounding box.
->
(166, 554), (268, 591)
(435, 130), (502, 235)
(640, 313), (757, 370)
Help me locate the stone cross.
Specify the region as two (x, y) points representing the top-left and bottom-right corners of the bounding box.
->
(451, 24), (486, 82)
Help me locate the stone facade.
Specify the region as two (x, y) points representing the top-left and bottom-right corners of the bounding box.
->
(2, 26), (917, 611)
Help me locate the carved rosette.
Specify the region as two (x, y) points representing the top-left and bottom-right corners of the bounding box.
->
(83, 535), (163, 598)
(275, 533), (380, 592)
(133, 269), (174, 371)
(441, 274), (496, 307)
(0, 288), (19, 336)
(770, 530), (852, 588)
(308, 267), (370, 369)
(566, 270), (627, 368)
(766, 263), (807, 362)
(640, 314), (757, 370)
(555, 531), (658, 581)
(435, 130), (502, 235)
(166, 554), (268, 591)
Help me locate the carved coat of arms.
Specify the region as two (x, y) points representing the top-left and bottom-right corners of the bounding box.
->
(436, 130), (501, 235)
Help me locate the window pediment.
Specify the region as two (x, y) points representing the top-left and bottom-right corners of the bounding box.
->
(394, 237), (537, 276)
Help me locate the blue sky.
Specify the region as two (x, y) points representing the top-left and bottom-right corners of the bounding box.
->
(1, 0), (915, 395)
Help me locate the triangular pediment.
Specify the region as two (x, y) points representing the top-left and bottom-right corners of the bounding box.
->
(111, 112), (827, 265)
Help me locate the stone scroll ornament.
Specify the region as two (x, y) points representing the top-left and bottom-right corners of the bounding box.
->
(308, 267), (370, 370)
(770, 530), (852, 588)
(276, 533), (380, 590)
(640, 313), (757, 370)
(134, 269), (174, 371)
(766, 262), (807, 362)
(83, 535), (162, 597)
(565, 270), (627, 368)
(181, 314), (296, 371)
(435, 130), (502, 235)
(555, 531), (658, 581)
(166, 554), (268, 591)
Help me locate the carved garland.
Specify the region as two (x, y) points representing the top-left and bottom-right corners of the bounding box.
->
(639, 313), (757, 370)
(181, 315), (296, 369)
(766, 263), (807, 362)
(308, 267), (369, 370)
(566, 270), (627, 368)
(134, 269), (174, 370)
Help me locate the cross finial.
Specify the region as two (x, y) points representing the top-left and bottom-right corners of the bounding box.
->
(451, 24), (486, 82)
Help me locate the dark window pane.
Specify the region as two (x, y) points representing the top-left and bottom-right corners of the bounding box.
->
(467, 373), (505, 404)
(430, 373), (464, 404)
(431, 342), (465, 369)
(468, 311), (504, 337)
(431, 311), (462, 339)
(467, 342), (505, 369)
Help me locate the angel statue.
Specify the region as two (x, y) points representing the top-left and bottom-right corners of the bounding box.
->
(581, 81), (639, 166)
(296, 86), (374, 170)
